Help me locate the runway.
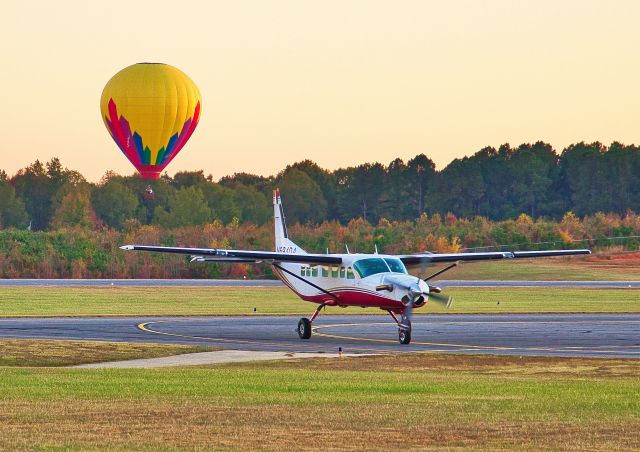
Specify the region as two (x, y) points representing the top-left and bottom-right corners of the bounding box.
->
(1, 279), (639, 288)
(1, 314), (639, 358)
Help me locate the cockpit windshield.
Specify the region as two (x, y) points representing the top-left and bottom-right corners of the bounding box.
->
(352, 257), (408, 278)
(384, 258), (407, 274)
(353, 258), (389, 278)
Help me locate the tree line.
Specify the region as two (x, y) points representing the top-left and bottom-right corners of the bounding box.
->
(0, 211), (637, 279)
(0, 141), (639, 231)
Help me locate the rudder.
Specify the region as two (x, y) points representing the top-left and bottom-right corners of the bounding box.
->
(273, 189), (306, 254)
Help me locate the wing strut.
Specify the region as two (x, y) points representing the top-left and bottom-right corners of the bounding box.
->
(273, 263), (339, 300)
(424, 262), (459, 281)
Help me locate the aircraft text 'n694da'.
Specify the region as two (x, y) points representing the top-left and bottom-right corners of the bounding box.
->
(121, 189), (591, 345)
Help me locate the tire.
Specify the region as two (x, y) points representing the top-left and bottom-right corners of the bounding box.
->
(298, 318), (312, 340)
(399, 319), (411, 345)
(399, 327), (411, 344)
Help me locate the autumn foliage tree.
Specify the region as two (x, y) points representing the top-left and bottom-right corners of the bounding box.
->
(51, 192), (96, 229)
(154, 187), (213, 228)
(0, 171), (28, 228)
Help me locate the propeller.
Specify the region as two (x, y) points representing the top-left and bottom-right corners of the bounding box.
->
(402, 280), (422, 328)
(378, 275), (453, 331)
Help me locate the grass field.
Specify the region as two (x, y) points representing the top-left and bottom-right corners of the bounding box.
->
(0, 339), (212, 367)
(0, 353), (638, 449)
(0, 286), (638, 316)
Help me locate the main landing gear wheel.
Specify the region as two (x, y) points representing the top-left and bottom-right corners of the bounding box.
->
(399, 317), (411, 345)
(298, 317), (312, 339)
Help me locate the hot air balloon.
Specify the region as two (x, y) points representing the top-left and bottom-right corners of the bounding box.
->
(100, 63), (201, 179)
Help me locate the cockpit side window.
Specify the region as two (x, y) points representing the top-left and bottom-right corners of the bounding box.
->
(383, 258), (407, 274)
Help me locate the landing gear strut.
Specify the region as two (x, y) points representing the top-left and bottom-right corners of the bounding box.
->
(388, 310), (412, 345)
(297, 303), (326, 340)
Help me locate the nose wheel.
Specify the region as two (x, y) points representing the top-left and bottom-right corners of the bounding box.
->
(388, 310), (412, 345)
(398, 316), (412, 345)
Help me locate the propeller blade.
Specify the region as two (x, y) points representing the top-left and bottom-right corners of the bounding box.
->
(428, 291), (454, 309)
(403, 297), (413, 326)
(375, 284), (394, 292)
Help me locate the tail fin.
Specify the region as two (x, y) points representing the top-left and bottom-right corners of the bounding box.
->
(273, 189), (306, 254)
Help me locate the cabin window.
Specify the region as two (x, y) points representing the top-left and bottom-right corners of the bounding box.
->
(311, 266), (318, 277)
(331, 266), (339, 278)
(322, 266), (329, 277)
(300, 266), (305, 276)
(339, 267), (346, 278)
(346, 267), (355, 279)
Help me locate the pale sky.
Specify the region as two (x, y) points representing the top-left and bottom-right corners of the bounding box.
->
(2, 1), (639, 181)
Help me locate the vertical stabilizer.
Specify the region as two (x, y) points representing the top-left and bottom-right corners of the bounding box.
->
(273, 189), (306, 254)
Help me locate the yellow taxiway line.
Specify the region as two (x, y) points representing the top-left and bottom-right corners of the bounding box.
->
(312, 320), (640, 354)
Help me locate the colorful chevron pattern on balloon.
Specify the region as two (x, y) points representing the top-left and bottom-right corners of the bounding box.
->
(104, 98), (201, 178)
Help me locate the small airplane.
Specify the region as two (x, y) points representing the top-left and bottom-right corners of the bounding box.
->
(121, 189), (591, 344)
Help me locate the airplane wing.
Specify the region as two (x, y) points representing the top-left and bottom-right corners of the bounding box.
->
(399, 249), (591, 266)
(119, 245), (342, 265)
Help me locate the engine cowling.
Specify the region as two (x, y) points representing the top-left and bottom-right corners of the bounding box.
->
(413, 295), (426, 307)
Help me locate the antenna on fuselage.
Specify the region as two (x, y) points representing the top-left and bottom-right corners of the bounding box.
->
(374, 244), (379, 254)
(345, 244), (350, 254)
(326, 247), (329, 254)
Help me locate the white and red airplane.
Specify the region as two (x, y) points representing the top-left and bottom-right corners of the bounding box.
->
(121, 189), (591, 344)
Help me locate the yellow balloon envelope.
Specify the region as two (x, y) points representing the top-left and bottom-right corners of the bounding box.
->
(100, 63), (201, 179)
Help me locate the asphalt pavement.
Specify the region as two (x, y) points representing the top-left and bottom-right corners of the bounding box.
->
(1, 314), (638, 358)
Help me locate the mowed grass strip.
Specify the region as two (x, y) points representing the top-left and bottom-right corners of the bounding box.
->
(0, 286), (638, 316)
(436, 287), (640, 313)
(449, 256), (640, 281)
(0, 354), (638, 450)
(0, 339), (213, 367)
(0, 286), (300, 316)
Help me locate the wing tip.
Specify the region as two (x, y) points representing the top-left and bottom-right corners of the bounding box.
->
(120, 245), (134, 251)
